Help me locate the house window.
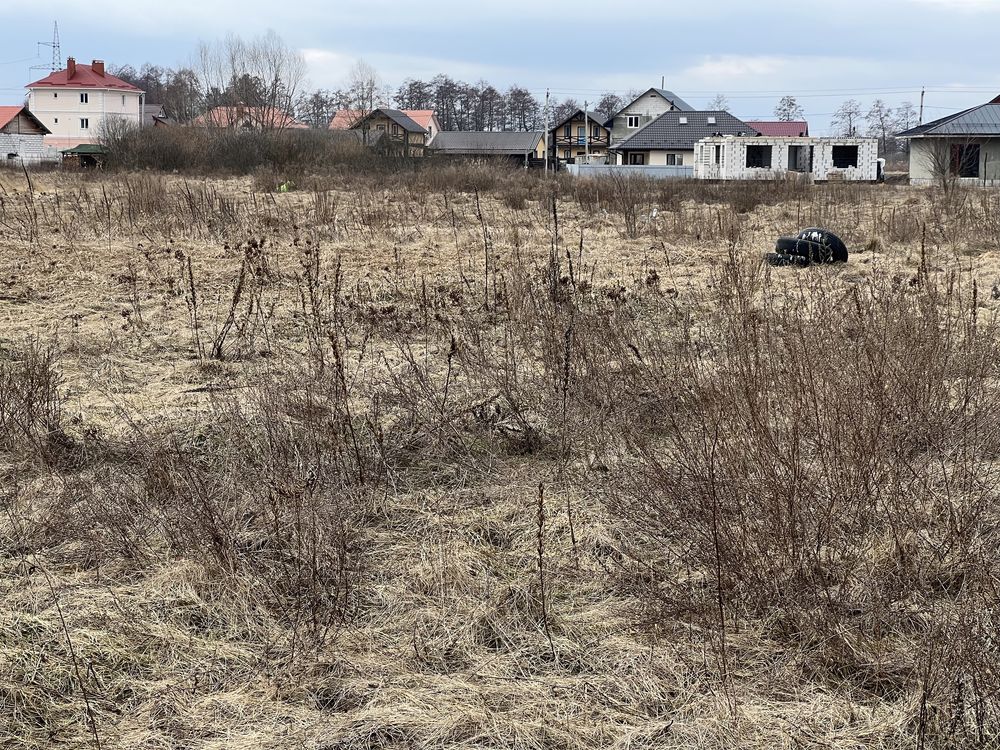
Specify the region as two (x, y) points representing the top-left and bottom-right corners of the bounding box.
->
(80, 118), (89, 130)
(122, 95), (126, 106)
(746, 145), (772, 168)
(665, 154), (684, 166)
(592, 125), (600, 138)
(831, 145), (859, 169)
(563, 149), (571, 159)
(80, 93), (89, 104)
(627, 115), (640, 128)
(54, 118), (59, 124)
(564, 125), (571, 137)
(678, 117), (688, 125)
(951, 144), (980, 178)
(7, 153), (17, 160)
(577, 125), (585, 144)
(714, 145), (722, 164)
(54, 92), (58, 98)
(628, 152), (645, 165)
(707, 116), (716, 124)
(376, 124), (385, 131)
(392, 124), (399, 135)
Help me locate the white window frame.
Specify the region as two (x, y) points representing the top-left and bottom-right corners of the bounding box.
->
(80, 118), (89, 130)
(626, 115), (640, 128)
(80, 93), (89, 104)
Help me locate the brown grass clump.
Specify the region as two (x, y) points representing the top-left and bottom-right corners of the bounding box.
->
(2, 165), (1000, 749)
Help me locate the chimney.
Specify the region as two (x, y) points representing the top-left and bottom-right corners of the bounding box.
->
(67, 57), (76, 78)
(92, 60), (105, 77)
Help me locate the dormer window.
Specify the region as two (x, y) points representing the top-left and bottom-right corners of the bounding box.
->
(679, 117), (688, 125)
(707, 116), (716, 125)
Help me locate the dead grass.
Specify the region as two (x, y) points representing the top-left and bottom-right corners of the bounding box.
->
(2, 166), (1000, 749)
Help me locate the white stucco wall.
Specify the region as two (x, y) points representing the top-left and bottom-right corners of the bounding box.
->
(908, 137), (1000, 186)
(26, 87), (143, 146)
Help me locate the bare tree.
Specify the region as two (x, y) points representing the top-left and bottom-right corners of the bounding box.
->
(866, 99), (895, 155)
(346, 60), (381, 120)
(708, 93), (730, 111)
(831, 99), (863, 137)
(892, 102), (919, 154)
(595, 92), (624, 120)
(197, 31), (305, 129)
(774, 96), (804, 121)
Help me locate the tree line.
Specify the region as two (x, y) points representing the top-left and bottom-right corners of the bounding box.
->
(109, 31), (923, 148)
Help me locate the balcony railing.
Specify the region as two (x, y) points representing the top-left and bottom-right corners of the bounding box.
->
(552, 134), (610, 147)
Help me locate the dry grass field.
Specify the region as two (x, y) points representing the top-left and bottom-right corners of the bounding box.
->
(2, 165), (1000, 749)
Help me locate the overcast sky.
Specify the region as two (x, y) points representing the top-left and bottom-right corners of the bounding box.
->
(3, 0), (999, 133)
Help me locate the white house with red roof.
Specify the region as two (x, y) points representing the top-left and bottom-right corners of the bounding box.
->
(26, 58), (144, 149)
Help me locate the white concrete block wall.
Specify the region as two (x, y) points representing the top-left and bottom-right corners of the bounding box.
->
(0, 133), (50, 163)
(694, 136), (879, 181)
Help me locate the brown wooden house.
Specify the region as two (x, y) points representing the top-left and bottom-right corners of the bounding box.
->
(351, 108), (429, 156)
(549, 109), (611, 163)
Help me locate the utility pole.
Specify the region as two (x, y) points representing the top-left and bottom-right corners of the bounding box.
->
(544, 88), (550, 174)
(31, 21), (61, 76)
(583, 101), (590, 163)
(919, 87), (925, 125)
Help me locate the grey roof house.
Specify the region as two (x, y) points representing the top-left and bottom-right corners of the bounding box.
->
(607, 87), (696, 147)
(611, 111), (757, 166)
(429, 131), (545, 163)
(897, 95), (1000, 185)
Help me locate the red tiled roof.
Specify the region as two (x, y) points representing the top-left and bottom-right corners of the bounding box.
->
(329, 109), (436, 130)
(27, 61), (142, 91)
(192, 106), (308, 129)
(0, 106), (23, 130)
(0, 105), (51, 134)
(745, 120), (809, 137)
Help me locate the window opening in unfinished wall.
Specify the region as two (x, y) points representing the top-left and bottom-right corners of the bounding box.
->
(832, 145), (859, 168)
(746, 144), (772, 168)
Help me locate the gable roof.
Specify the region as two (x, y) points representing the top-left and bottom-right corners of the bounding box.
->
(745, 120), (809, 137)
(897, 96), (1000, 138)
(550, 109), (609, 132)
(27, 61), (141, 91)
(0, 106), (51, 134)
(330, 108), (438, 130)
(612, 111), (757, 151)
(352, 108), (427, 133)
(430, 131), (544, 155)
(652, 88), (694, 112)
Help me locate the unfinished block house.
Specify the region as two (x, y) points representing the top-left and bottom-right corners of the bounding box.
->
(693, 136), (880, 182)
(0, 106), (52, 164)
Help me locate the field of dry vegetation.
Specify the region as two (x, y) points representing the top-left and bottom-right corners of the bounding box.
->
(2, 164), (1000, 749)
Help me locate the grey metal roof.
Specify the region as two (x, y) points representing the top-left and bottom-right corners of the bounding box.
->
(550, 109), (609, 131)
(613, 111), (758, 151)
(430, 131), (543, 155)
(652, 88), (695, 112)
(898, 98), (1000, 137)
